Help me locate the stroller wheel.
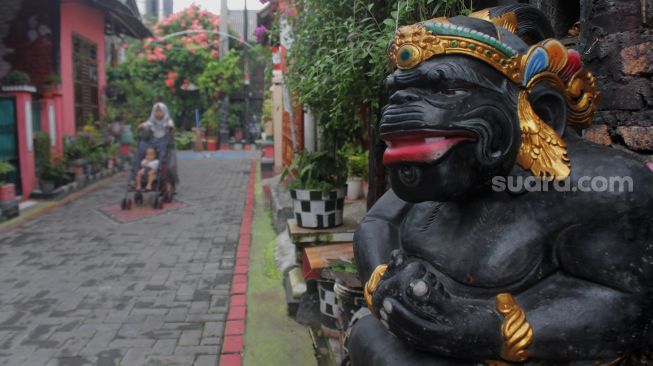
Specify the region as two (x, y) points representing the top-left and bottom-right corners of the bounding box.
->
(135, 192), (143, 205)
(127, 198), (133, 210)
(120, 198), (127, 210)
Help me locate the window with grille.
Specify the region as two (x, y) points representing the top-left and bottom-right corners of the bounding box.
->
(73, 34), (99, 129)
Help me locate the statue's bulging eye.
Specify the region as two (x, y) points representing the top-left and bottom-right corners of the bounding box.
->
(396, 44), (422, 69)
(431, 88), (468, 97)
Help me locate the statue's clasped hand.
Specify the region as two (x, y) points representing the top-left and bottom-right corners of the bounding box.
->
(365, 250), (453, 333)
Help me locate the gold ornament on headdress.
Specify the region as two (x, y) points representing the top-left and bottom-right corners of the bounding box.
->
(387, 14), (601, 179)
(517, 90), (570, 179)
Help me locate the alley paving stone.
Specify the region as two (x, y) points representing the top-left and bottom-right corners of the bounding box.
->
(0, 155), (255, 366)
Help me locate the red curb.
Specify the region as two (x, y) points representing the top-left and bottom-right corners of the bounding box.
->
(227, 305), (247, 320)
(219, 354), (242, 366)
(235, 258), (248, 268)
(232, 274), (248, 285)
(222, 335), (244, 353)
(231, 283), (247, 294)
(230, 294), (247, 307)
(225, 320), (245, 335)
(220, 160), (256, 364)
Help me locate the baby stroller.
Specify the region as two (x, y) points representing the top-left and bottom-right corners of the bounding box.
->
(120, 129), (175, 210)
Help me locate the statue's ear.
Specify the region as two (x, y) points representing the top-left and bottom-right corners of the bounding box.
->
(527, 83), (568, 136)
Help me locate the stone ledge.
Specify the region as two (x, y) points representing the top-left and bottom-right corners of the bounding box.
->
(30, 167), (121, 200)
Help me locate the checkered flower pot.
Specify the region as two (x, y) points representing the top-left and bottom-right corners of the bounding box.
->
(290, 187), (346, 229)
(318, 280), (340, 334)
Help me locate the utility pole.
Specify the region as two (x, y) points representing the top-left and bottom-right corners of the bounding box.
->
(218, 0), (230, 148)
(243, 1), (250, 144)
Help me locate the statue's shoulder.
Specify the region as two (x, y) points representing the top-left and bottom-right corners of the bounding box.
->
(568, 138), (653, 205)
(365, 190), (413, 222)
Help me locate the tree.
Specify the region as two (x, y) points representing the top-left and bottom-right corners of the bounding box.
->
(107, 4), (243, 130)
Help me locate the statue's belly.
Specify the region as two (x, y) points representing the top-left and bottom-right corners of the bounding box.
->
(399, 203), (548, 290)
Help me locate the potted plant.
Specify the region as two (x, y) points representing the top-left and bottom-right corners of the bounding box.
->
(0, 161), (16, 202)
(42, 73), (61, 98)
(346, 149), (368, 200)
(39, 163), (58, 194)
(202, 106), (219, 151)
(329, 260), (365, 331)
(64, 137), (89, 178)
(0, 70), (35, 92)
(282, 150), (348, 229)
(106, 145), (119, 169)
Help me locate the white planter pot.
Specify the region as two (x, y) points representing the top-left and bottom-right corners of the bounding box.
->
(346, 177), (362, 200)
(291, 187), (346, 229)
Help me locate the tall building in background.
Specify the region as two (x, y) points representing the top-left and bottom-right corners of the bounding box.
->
(138, 0), (173, 20)
(228, 9), (258, 42)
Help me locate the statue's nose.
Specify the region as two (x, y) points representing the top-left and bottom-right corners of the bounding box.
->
(390, 89), (420, 104)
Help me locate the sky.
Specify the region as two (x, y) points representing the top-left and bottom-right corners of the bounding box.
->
(173, 0), (266, 14)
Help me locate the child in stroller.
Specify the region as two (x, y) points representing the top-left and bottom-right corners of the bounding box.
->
(135, 147), (159, 191)
(120, 131), (174, 210)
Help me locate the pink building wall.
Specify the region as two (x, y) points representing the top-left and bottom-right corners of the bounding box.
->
(59, 1), (106, 137)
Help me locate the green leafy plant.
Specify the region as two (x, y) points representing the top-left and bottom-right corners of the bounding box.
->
(200, 105), (220, 136)
(34, 131), (52, 172)
(1, 70), (31, 86)
(348, 151), (369, 180)
(286, 0), (472, 147)
(175, 130), (195, 150)
(281, 150), (348, 191)
(105, 144), (119, 160)
(329, 259), (358, 274)
(0, 161), (15, 185)
(44, 73), (61, 90)
(64, 136), (91, 162)
(39, 159), (70, 186)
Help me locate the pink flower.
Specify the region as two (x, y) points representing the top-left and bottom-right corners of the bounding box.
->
(255, 25), (267, 43)
(211, 49), (219, 59)
(166, 44), (173, 50)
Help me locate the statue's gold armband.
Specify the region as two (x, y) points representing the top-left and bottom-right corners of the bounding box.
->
(495, 293), (533, 363)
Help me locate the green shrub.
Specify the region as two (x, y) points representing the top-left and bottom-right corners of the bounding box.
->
(1, 70), (30, 86)
(0, 160), (15, 185)
(39, 159), (70, 186)
(175, 131), (194, 150)
(64, 136), (91, 161)
(348, 152), (368, 180)
(34, 131), (51, 171)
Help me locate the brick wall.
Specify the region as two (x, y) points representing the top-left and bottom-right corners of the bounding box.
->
(579, 0), (653, 152)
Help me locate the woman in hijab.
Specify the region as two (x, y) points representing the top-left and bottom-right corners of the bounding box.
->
(139, 102), (179, 192)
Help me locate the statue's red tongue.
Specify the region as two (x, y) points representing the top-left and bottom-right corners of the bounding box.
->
(383, 136), (471, 165)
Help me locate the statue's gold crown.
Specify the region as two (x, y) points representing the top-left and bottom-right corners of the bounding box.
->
(388, 13), (600, 130)
(387, 11), (602, 179)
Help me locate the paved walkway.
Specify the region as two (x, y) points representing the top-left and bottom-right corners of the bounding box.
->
(0, 154), (255, 366)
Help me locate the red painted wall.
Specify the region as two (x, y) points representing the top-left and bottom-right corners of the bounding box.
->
(60, 1), (106, 137)
(6, 91), (37, 199)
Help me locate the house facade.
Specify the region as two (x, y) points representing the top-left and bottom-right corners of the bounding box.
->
(0, 0), (150, 198)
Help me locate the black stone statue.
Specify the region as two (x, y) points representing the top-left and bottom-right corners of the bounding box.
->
(349, 4), (653, 365)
